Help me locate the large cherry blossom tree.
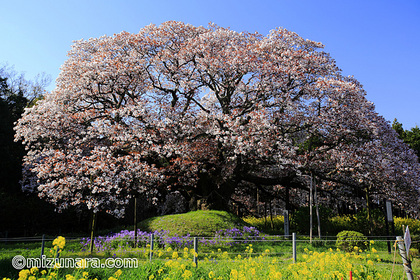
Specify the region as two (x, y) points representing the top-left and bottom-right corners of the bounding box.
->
(15, 21), (420, 217)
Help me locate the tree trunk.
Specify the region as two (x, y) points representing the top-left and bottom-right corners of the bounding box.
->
(285, 185), (290, 211)
(314, 177), (321, 239)
(309, 174), (313, 243)
(134, 196), (138, 247)
(191, 173), (234, 211)
(366, 186), (372, 235)
(257, 187), (260, 216)
(264, 201), (267, 227)
(269, 200), (274, 230)
(89, 211), (97, 254)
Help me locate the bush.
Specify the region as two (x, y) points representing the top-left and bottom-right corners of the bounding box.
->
(336, 230), (368, 252)
(394, 217), (420, 236)
(329, 209), (387, 236)
(242, 215), (284, 234)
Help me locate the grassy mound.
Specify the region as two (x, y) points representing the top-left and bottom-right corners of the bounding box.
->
(138, 210), (248, 237)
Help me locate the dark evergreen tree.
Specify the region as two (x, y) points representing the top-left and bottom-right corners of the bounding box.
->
(392, 118), (420, 160)
(0, 75), (27, 192)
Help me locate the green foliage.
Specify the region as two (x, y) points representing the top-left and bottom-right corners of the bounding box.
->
(404, 126), (420, 157)
(297, 133), (325, 154)
(392, 118), (420, 159)
(328, 210), (420, 237)
(290, 206), (334, 235)
(394, 217), (420, 236)
(245, 208), (420, 238)
(138, 210), (248, 237)
(392, 119), (405, 139)
(327, 208), (386, 236)
(328, 215), (353, 234)
(336, 230), (368, 252)
(242, 215), (284, 235)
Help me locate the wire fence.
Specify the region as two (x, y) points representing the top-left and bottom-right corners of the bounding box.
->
(0, 233), (415, 259)
(2, 233), (418, 279)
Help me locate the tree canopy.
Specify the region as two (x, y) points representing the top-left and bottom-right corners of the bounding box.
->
(15, 21), (420, 217)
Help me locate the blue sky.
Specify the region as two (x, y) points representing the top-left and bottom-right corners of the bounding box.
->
(1, 0), (419, 129)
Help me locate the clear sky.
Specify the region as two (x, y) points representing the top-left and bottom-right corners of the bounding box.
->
(1, 0), (419, 129)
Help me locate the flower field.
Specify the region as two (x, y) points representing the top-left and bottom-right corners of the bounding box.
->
(79, 226), (261, 253)
(3, 242), (389, 279)
(2, 228), (417, 280)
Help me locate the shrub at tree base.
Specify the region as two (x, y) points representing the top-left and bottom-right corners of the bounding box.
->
(242, 215), (285, 235)
(394, 217), (420, 236)
(336, 230), (368, 252)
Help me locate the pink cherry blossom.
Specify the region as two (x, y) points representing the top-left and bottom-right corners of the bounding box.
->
(15, 21), (420, 216)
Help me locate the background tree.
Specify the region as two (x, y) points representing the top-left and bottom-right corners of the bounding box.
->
(0, 65), (63, 237)
(0, 65), (50, 193)
(392, 119), (420, 160)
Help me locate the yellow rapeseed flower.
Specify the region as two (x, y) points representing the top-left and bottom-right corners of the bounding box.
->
(76, 259), (87, 269)
(222, 251), (229, 259)
(53, 262), (61, 269)
(18, 269), (31, 280)
(230, 269), (239, 279)
(53, 236), (66, 250)
(114, 270), (122, 278)
(182, 270), (193, 279)
(65, 275), (75, 280)
(30, 267), (38, 275)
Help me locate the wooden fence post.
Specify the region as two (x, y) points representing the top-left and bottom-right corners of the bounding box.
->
(396, 236), (414, 280)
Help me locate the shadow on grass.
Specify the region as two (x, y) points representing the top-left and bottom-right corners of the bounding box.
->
(0, 258), (18, 279)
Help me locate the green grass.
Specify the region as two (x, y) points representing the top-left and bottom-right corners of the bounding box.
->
(138, 210), (249, 237)
(3, 211), (420, 279)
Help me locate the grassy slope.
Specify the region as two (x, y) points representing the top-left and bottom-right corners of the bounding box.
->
(138, 210), (249, 237)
